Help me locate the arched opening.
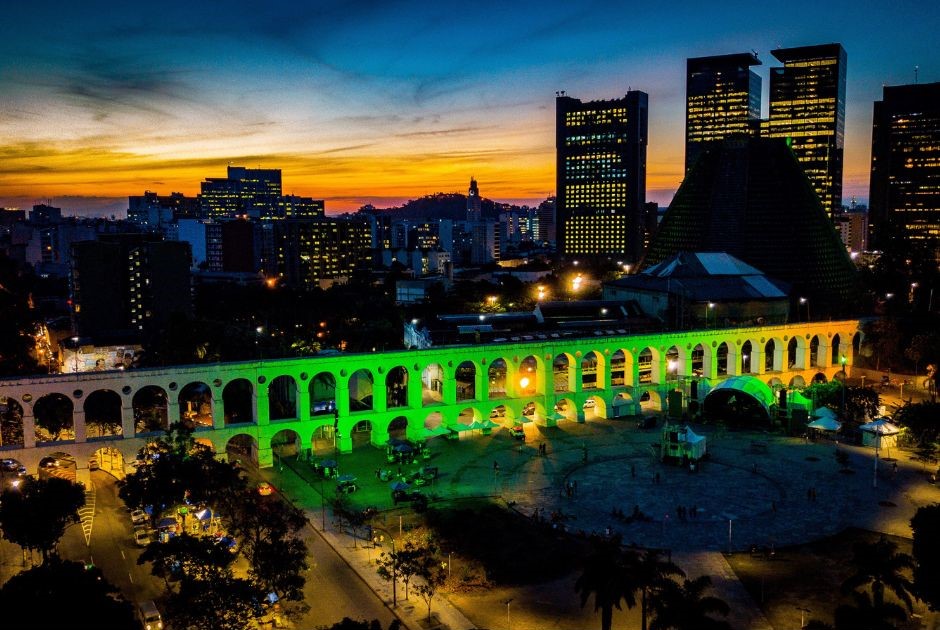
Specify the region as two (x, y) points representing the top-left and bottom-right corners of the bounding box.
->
(764, 340), (777, 372)
(133, 386), (168, 434)
(812, 372), (828, 384)
(703, 376), (774, 427)
(519, 355), (538, 396)
(268, 375), (297, 420)
(226, 434), (258, 466)
(38, 452), (76, 482)
(387, 416), (407, 442)
(612, 392), (635, 417)
(638, 348), (654, 383)
(639, 390), (661, 412)
(788, 337), (799, 369)
(34, 393), (74, 443)
(831, 334), (843, 366)
(553, 354), (573, 392)
(84, 389), (123, 438)
(767, 377), (784, 390)
(223, 379), (253, 426)
(271, 429), (300, 459)
(194, 437), (215, 453)
(741, 341), (753, 374)
(0, 397), (24, 448)
(311, 424), (336, 455)
(521, 401), (544, 423)
(421, 363), (445, 405)
(351, 419), (374, 448)
(852, 332), (861, 358)
(310, 372), (336, 416)
(425, 411), (444, 431)
(488, 359), (508, 399)
(583, 395), (607, 421)
(349, 369), (374, 411)
(716, 343), (729, 376)
(455, 361), (476, 402)
(810, 335), (821, 367)
(581, 351), (600, 390)
(178, 382), (212, 428)
(457, 407), (480, 427)
(789, 375), (806, 388)
(489, 404), (515, 425)
(665, 346), (680, 382)
(691, 344), (705, 377)
(611, 350), (627, 386)
(553, 398), (577, 422)
(386, 366), (408, 409)
(92, 446), (125, 475)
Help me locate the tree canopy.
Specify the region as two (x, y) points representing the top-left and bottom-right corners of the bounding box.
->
(0, 475), (85, 560)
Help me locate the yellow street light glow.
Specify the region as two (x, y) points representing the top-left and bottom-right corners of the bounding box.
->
(519, 376), (531, 389)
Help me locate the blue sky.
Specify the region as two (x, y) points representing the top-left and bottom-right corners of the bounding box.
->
(0, 0), (937, 214)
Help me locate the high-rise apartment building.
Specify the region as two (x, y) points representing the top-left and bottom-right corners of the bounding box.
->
(555, 90), (648, 261)
(685, 53), (762, 172)
(869, 82), (940, 252)
(467, 178), (482, 222)
(764, 44), (847, 217)
(274, 217), (371, 289)
(200, 166), (282, 218)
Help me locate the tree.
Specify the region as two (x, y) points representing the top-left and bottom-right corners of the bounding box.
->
(574, 535), (638, 630)
(0, 557), (137, 629)
(0, 476), (85, 561)
(0, 254), (41, 377)
(833, 589), (908, 630)
(633, 548), (685, 630)
(841, 535), (917, 614)
(843, 387), (881, 423)
(166, 574), (260, 630)
(862, 318), (902, 371)
(910, 504), (940, 611)
(893, 402), (940, 446)
(648, 575), (731, 630)
(320, 620), (402, 630)
(414, 555), (447, 624)
(138, 532), (235, 587)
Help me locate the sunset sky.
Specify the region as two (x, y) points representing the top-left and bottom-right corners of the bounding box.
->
(1, 0), (937, 216)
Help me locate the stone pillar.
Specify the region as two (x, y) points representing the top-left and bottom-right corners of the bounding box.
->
(407, 370), (422, 408)
(122, 404), (135, 438)
(254, 388), (270, 426)
(297, 388), (311, 423)
(73, 409), (86, 443)
(336, 383), (350, 417)
(442, 375), (457, 406)
(338, 432), (353, 454)
(652, 356), (667, 385)
(816, 339), (831, 369)
(572, 360), (583, 393)
(474, 365), (485, 402)
(257, 445), (274, 469)
(629, 359), (640, 388)
(751, 345), (765, 375)
(212, 396), (225, 430)
(373, 380), (387, 413)
(168, 400), (180, 425)
(726, 346), (741, 376)
(22, 409), (36, 448)
(600, 357), (612, 392)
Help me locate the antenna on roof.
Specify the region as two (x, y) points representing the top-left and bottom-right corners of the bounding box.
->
(914, 65), (919, 84)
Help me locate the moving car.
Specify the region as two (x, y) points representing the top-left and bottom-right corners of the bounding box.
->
(130, 509), (148, 525)
(257, 481), (274, 496)
(134, 529), (151, 547)
(509, 426), (525, 440)
(137, 600), (163, 630)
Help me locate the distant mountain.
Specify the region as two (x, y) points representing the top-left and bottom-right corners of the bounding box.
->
(357, 193), (522, 220)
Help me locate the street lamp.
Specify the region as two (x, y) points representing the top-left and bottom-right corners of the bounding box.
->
(799, 297), (810, 322)
(536, 285), (546, 301)
(797, 606), (811, 628)
(505, 598), (513, 630)
(705, 302), (715, 328)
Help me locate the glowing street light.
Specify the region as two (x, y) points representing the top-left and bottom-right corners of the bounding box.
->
(705, 302), (715, 328)
(486, 295), (498, 306)
(536, 285), (547, 301)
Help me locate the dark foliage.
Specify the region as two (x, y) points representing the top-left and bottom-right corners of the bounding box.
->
(0, 476), (85, 560)
(910, 504), (940, 611)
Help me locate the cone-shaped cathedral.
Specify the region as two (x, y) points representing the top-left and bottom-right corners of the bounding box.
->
(641, 136), (859, 318)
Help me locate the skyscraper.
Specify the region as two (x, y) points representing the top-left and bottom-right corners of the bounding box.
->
(869, 82), (940, 252)
(764, 43), (847, 217)
(466, 177), (482, 222)
(555, 90), (648, 262)
(685, 52), (762, 172)
(200, 166), (282, 218)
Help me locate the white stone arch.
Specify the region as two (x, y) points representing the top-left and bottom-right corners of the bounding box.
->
(348, 368), (374, 411)
(179, 381), (213, 427)
(553, 352), (576, 393)
(223, 378), (253, 425)
(583, 394), (607, 421)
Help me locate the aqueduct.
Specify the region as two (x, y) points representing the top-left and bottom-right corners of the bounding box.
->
(0, 320), (860, 479)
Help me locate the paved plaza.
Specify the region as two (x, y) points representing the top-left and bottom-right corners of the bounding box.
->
(266, 412), (940, 630)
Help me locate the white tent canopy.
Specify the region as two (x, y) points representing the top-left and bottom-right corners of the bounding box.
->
(812, 407), (838, 420)
(807, 416), (842, 432)
(860, 418), (899, 435)
(860, 418), (900, 449)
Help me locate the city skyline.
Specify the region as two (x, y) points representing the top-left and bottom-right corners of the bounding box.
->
(1, 0), (937, 216)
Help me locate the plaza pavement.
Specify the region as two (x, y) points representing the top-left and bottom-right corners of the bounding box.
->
(264, 412), (940, 630)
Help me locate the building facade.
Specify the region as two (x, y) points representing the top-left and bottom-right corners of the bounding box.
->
(555, 90), (648, 262)
(685, 52), (762, 172)
(869, 81), (940, 253)
(764, 44), (847, 217)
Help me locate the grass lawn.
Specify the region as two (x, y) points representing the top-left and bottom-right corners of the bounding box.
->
(725, 527), (929, 630)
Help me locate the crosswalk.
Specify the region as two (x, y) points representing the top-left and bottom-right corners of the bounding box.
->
(79, 488), (96, 545)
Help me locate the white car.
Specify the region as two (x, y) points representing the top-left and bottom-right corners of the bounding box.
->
(130, 509), (148, 525)
(134, 529), (151, 546)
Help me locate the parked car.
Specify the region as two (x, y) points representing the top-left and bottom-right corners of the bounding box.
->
(0, 458), (26, 476)
(137, 600), (163, 630)
(257, 481), (274, 496)
(509, 426), (526, 440)
(130, 509), (148, 525)
(134, 529), (151, 547)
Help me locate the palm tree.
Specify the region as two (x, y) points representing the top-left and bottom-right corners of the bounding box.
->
(633, 549), (684, 630)
(574, 535), (637, 630)
(834, 590), (908, 630)
(841, 535), (917, 613)
(648, 575), (731, 630)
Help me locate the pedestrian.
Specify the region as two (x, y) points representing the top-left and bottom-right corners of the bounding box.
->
(892, 462), (899, 476)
